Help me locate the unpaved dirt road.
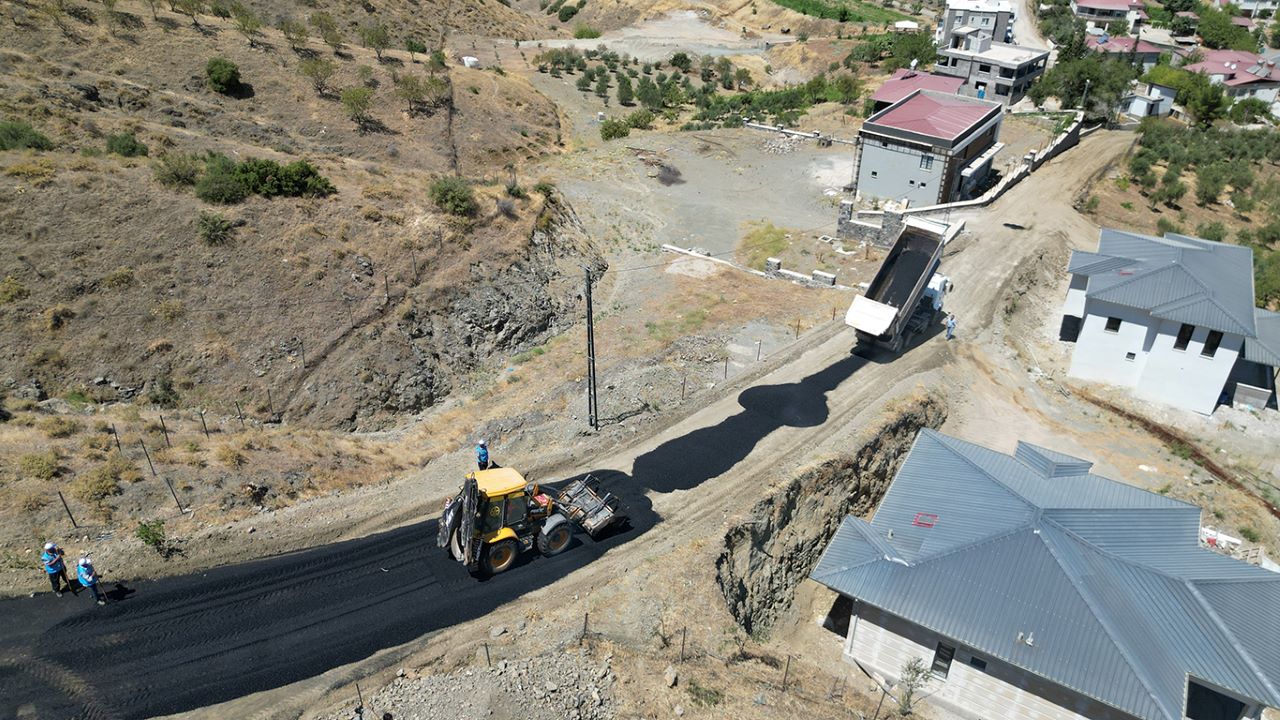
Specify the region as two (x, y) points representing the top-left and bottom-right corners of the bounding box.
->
(0, 131), (1134, 720)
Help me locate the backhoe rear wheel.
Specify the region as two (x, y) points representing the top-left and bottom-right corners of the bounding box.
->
(484, 540), (518, 575)
(537, 524), (572, 556)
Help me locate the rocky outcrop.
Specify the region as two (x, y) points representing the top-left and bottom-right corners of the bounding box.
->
(715, 393), (947, 636)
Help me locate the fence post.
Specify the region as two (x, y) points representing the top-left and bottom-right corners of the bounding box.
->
(110, 423), (122, 453)
(159, 415), (172, 448)
(679, 626), (687, 663)
(199, 410), (210, 439)
(57, 490), (78, 528)
(781, 654), (791, 693)
(164, 477), (183, 512)
(234, 401), (246, 430)
(483, 642), (492, 667)
(756, 340), (762, 361)
(580, 612), (589, 645)
(139, 441), (157, 477)
(680, 375), (686, 401)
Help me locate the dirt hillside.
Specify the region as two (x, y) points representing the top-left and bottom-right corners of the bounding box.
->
(1, 0), (588, 429)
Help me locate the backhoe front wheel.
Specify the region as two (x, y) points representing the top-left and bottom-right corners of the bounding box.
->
(537, 524), (572, 556)
(484, 540), (518, 575)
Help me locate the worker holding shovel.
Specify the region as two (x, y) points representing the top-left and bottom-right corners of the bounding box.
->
(41, 542), (70, 597)
(77, 557), (107, 606)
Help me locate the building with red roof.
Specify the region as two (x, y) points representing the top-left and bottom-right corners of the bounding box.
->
(854, 90), (1004, 207)
(1085, 34), (1165, 70)
(870, 68), (966, 112)
(1184, 49), (1280, 106)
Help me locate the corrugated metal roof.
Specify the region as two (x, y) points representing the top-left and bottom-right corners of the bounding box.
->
(1072, 229), (1258, 337)
(866, 90), (1000, 142)
(1244, 309), (1280, 367)
(810, 429), (1280, 720)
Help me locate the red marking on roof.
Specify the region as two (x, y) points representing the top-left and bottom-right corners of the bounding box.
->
(869, 91), (997, 141)
(871, 68), (965, 105)
(913, 512), (938, 528)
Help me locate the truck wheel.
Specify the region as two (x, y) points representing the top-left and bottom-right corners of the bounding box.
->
(537, 524), (572, 556)
(484, 540), (518, 575)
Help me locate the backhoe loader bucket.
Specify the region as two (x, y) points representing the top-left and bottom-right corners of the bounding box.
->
(554, 475), (625, 538)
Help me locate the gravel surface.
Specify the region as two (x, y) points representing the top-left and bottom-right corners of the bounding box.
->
(324, 649), (616, 720)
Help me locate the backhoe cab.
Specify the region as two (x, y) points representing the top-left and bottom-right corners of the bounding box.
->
(437, 467), (624, 575)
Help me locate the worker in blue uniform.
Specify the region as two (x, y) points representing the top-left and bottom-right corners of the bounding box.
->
(41, 542), (69, 597)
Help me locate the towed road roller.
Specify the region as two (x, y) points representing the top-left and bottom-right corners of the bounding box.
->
(437, 467), (626, 575)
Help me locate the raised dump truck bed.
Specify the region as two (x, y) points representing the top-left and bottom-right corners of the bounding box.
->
(846, 219), (950, 353)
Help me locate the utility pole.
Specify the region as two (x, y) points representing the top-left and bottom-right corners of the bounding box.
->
(583, 266), (599, 431)
(1080, 78), (1091, 115)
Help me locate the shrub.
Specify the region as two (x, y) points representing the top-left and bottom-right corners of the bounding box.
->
(429, 177), (478, 216)
(505, 183), (528, 199)
(147, 375), (180, 408)
(154, 152), (202, 187)
(625, 109), (654, 129)
(215, 445), (247, 467)
(45, 305), (74, 331)
(105, 133), (148, 157)
(600, 118), (630, 140)
(102, 267), (134, 290)
(205, 58), (242, 95)
(558, 4), (579, 21)
(198, 211), (234, 245)
(195, 154), (249, 204)
(533, 181), (555, 196)
(41, 416), (82, 438)
(1195, 221), (1227, 242)
(573, 24), (601, 38)
(72, 467), (123, 503)
(340, 86), (375, 126)
(0, 121), (54, 151)
(136, 519), (166, 551)
(1239, 526), (1261, 543)
(0, 276), (28, 304)
(19, 451), (59, 480)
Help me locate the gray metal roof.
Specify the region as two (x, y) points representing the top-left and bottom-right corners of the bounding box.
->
(1245, 309), (1280, 367)
(1067, 229), (1258, 338)
(811, 429), (1280, 720)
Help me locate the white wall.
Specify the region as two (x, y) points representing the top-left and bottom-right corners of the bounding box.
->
(1069, 300), (1156, 388)
(1061, 274), (1088, 317)
(1068, 300), (1241, 415)
(1135, 318), (1242, 415)
(845, 603), (1143, 720)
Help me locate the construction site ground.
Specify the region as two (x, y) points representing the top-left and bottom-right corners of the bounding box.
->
(8, 128), (1279, 720)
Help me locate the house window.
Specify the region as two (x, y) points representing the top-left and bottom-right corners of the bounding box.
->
(979, 63), (992, 73)
(981, 15), (991, 24)
(920, 182), (927, 188)
(969, 656), (988, 671)
(920, 155), (934, 170)
(1105, 317), (1122, 333)
(932, 642), (956, 678)
(1202, 330), (1224, 357)
(870, 170), (879, 178)
(1125, 352), (1136, 361)
(909, 179), (916, 186)
(996, 85), (1010, 96)
(1174, 323), (1195, 351)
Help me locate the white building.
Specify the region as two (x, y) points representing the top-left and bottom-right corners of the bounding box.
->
(812, 429), (1280, 720)
(1060, 229), (1280, 414)
(1121, 80), (1176, 119)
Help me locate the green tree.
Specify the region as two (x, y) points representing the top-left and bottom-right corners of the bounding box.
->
(896, 658), (931, 715)
(637, 77), (662, 109)
(428, 50), (447, 74)
(174, 0), (202, 26)
(670, 52), (692, 73)
(429, 176), (477, 216)
(576, 74), (591, 92)
(599, 118), (630, 140)
(299, 57), (336, 94)
(1183, 72), (1228, 127)
(340, 86), (375, 128)
(359, 22), (391, 61)
(0, 121), (54, 151)
(1228, 96), (1271, 124)
(716, 56), (734, 90)
(734, 67), (752, 90)
(405, 37), (427, 62)
(230, 2), (262, 45)
(594, 73), (609, 99)
(143, 0), (160, 20)
(1058, 20), (1089, 63)
(1198, 7), (1256, 50)
(205, 57), (241, 95)
(616, 73), (634, 105)
(309, 11), (342, 51)
(887, 31), (939, 70)
(1030, 56), (1136, 119)
(277, 17), (308, 51)
(394, 74), (430, 113)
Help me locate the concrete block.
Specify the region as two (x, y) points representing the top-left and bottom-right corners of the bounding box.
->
(812, 270), (837, 286)
(765, 257), (782, 272)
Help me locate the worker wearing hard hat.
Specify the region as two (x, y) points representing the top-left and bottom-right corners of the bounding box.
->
(476, 439), (490, 471)
(41, 542), (69, 597)
(77, 557), (106, 606)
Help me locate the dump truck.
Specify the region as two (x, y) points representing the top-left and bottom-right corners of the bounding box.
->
(845, 218), (951, 354)
(437, 467), (625, 575)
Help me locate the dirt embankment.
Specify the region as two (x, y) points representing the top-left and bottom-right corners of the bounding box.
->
(716, 392), (947, 636)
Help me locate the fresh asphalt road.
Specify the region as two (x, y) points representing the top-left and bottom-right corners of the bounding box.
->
(0, 352), (869, 720)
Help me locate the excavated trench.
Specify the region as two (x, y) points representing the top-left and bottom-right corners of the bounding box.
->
(716, 393), (947, 636)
